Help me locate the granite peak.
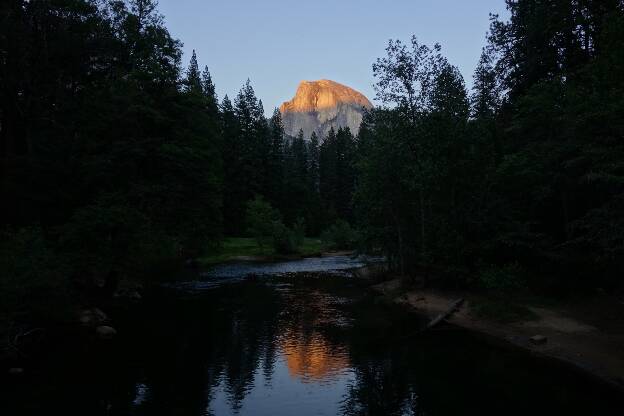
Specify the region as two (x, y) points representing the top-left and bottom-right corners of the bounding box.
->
(280, 79), (372, 139)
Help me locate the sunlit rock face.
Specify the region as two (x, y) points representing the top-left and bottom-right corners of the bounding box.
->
(280, 79), (373, 139)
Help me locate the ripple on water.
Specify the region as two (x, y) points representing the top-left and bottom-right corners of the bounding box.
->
(170, 255), (383, 292)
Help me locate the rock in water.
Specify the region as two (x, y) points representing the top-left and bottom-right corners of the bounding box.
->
(95, 325), (117, 340)
(79, 308), (108, 326)
(280, 79), (372, 139)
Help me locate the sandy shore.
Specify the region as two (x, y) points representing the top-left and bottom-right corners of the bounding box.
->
(372, 279), (624, 392)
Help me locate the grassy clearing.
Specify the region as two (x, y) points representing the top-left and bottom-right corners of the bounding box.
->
(200, 237), (324, 265)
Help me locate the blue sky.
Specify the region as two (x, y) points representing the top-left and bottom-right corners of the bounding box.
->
(158, 0), (510, 114)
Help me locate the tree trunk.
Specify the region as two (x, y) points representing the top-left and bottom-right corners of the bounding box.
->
(424, 298), (464, 330)
(419, 188), (426, 258)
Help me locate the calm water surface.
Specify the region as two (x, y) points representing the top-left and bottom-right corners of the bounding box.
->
(3, 256), (623, 415)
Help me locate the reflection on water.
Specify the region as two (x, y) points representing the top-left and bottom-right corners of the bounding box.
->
(203, 280), (360, 415)
(281, 331), (350, 382)
(278, 287), (352, 383)
(3, 271), (624, 416)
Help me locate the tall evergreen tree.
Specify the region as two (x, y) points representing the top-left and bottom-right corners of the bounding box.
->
(320, 127), (339, 221)
(281, 129), (309, 224)
(307, 132), (320, 194)
(471, 48), (502, 120)
(334, 127), (356, 220)
(185, 49), (202, 93)
(267, 108), (285, 209)
(221, 94), (245, 234)
(292, 129), (308, 184)
(202, 65), (217, 103)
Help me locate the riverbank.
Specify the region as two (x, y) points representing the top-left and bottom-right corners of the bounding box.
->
(199, 237), (327, 265)
(371, 279), (624, 392)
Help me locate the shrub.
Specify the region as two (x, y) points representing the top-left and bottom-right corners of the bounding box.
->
(60, 198), (181, 283)
(321, 220), (357, 250)
(245, 197), (306, 255)
(292, 217), (306, 247)
(0, 227), (69, 321)
(245, 196), (281, 249)
(271, 221), (298, 254)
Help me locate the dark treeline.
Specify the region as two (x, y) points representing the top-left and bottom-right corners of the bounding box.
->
(2, 0), (221, 306)
(220, 82), (356, 237)
(0, 0), (357, 314)
(358, 0), (624, 293)
(2, 0), (624, 317)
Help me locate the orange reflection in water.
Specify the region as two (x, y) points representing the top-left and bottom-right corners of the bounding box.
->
(281, 330), (349, 382)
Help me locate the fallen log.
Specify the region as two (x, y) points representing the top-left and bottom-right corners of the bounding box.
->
(424, 298), (464, 330)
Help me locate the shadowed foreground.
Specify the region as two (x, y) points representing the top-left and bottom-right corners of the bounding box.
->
(3, 272), (623, 416)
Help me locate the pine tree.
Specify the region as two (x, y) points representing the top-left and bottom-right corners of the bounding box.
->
(235, 79), (261, 136)
(225, 79), (270, 230)
(129, 0), (161, 28)
(123, 0), (181, 84)
(202, 65), (218, 107)
(221, 94), (246, 234)
(281, 129), (310, 224)
(268, 108), (285, 208)
(471, 48), (501, 120)
(292, 129), (308, 188)
(320, 127), (338, 220)
(307, 132), (320, 194)
(185, 50), (202, 93)
(304, 131), (323, 234)
(334, 127), (356, 220)
(430, 63), (469, 120)
(255, 100), (272, 199)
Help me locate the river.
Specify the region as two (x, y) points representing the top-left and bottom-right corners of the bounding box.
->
(3, 255), (623, 415)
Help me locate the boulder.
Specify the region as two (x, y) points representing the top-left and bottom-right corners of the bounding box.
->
(352, 264), (387, 281)
(79, 308), (108, 326)
(129, 290), (142, 301)
(95, 325), (117, 340)
(530, 335), (548, 345)
(114, 289), (142, 301)
(113, 282), (144, 302)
